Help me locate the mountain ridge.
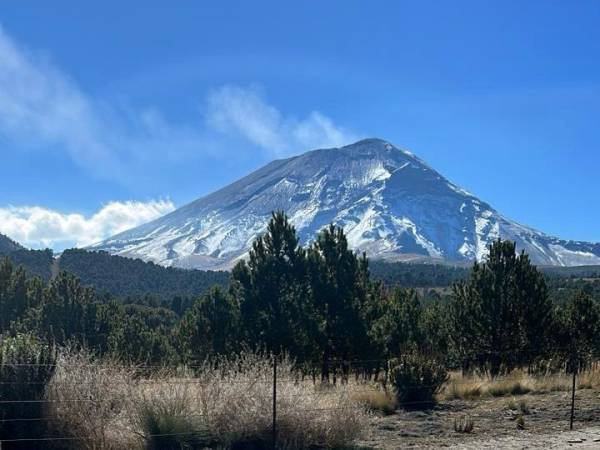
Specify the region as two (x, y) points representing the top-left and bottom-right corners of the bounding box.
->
(0, 233), (25, 254)
(90, 138), (600, 269)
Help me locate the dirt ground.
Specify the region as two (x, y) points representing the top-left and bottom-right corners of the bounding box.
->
(358, 388), (600, 449)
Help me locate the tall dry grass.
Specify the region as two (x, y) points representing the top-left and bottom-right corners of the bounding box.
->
(135, 353), (369, 449)
(45, 351), (369, 450)
(45, 349), (139, 450)
(441, 366), (600, 401)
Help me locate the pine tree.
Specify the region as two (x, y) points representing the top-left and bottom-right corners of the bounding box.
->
(558, 291), (599, 369)
(307, 224), (371, 379)
(371, 287), (423, 359)
(449, 239), (551, 376)
(232, 211), (313, 357)
(177, 286), (240, 362)
(0, 260), (30, 332)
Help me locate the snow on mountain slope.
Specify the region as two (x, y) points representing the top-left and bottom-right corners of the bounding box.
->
(90, 139), (600, 269)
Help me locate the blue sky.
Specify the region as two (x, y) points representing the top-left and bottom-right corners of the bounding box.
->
(1, 1), (599, 249)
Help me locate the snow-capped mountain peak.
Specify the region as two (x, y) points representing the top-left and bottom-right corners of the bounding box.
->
(90, 139), (600, 269)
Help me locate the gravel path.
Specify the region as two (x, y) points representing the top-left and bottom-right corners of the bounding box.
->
(453, 426), (600, 449)
(359, 389), (600, 449)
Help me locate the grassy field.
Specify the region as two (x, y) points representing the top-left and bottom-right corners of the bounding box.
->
(6, 350), (600, 449)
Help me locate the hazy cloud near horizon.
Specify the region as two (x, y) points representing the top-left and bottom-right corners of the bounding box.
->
(0, 200), (175, 250)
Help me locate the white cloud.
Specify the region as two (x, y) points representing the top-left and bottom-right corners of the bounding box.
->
(0, 27), (358, 175)
(0, 200), (175, 249)
(0, 26), (122, 176)
(206, 85), (359, 156)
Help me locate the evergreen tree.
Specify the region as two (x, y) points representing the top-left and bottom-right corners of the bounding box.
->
(232, 211), (313, 357)
(371, 287), (423, 359)
(449, 239), (551, 376)
(34, 271), (94, 345)
(307, 225), (371, 378)
(177, 286), (240, 362)
(0, 260), (30, 332)
(558, 291), (599, 369)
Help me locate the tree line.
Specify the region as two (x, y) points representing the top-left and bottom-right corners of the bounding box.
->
(1, 211), (599, 377)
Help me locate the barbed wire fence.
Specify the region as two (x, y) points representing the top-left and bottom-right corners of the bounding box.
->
(0, 349), (596, 449)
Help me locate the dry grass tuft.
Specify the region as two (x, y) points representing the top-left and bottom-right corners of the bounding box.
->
(177, 353), (369, 449)
(133, 380), (213, 450)
(440, 366), (600, 402)
(505, 398), (530, 415)
(45, 349), (139, 450)
(46, 351), (368, 450)
(453, 415), (474, 433)
(350, 385), (397, 415)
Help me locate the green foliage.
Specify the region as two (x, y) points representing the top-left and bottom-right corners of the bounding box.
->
(34, 271), (95, 345)
(556, 291), (599, 370)
(307, 224), (372, 374)
(449, 240), (553, 376)
(233, 211), (314, 358)
(371, 287), (423, 358)
(0, 260), (31, 332)
(390, 352), (449, 409)
(136, 399), (211, 450)
(0, 234), (23, 254)
(59, 249), (229, 302)
(3, 250), (54, 280)
(370, 260), (470, 288)
(177, 286), (240, 362)
(0, 334), (57, 447)
(1, 217), (599, 386)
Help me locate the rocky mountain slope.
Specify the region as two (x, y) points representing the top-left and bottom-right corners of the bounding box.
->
(90, 139), (600, 269)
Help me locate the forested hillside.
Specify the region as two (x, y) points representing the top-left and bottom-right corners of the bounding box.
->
(2, 233), (599, 307)
(59, 249), (230, 301)
(0, 234), (54, 279)
(0, 233), (22, 253)
(369, 260), (470, 287)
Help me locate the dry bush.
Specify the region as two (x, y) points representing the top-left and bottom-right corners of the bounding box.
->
(194, 353), (368, 448)
(45, 349), (139, 450)
(44, 351), (369, 449)
(350, 385), (397, 415)
(130, 353), (369, 449)
(453, 415), (474, 434)
(505, 398), (530, 415)
(440, 366), (600, 401)
(132, 379), (212, 450)
(442, 373), (484, 401)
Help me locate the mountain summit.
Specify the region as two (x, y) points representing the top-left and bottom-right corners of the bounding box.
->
(91, 139), (600, 269)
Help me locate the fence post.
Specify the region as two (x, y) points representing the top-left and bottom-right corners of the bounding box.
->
(570, 361), (576, 431)
(272, 355), (277, 450)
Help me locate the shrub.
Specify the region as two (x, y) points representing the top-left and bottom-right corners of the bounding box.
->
(487, 380), (531, 397)
(390, 353), (448, 409)
(506, 398), (530, 415)
(191, 352), (368, 449)
(43, 352), (368, 450)
(133, 380), (213, 450)
(0, 333), (57, 449)
(351, 386), (397, 415)
(519, 399), (530, 415)
(453, 415), (474, 433)
(45, 348), (138, 450)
